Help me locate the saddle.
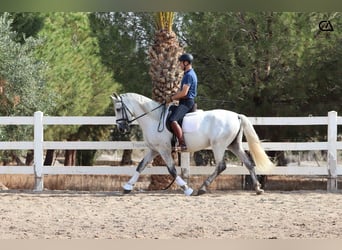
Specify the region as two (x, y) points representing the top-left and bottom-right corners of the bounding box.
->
(166, 103), (202, 149)
(166, 103), (197, 132)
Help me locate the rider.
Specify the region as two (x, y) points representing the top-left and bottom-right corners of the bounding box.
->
(167, 53), (198, 151)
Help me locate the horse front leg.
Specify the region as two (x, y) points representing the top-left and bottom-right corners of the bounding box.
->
(159, 151), (194, 196)
(123, 149), (159, 194)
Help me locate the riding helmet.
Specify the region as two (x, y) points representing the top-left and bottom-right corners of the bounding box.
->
(178, 53), (194, 64)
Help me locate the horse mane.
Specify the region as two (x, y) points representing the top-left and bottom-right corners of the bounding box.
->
(122, 93), (163, 121)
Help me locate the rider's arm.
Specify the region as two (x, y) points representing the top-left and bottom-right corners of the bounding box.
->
(171, 84), (190, 101)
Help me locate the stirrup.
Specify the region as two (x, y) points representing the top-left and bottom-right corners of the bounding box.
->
(173, 144), (188, 152)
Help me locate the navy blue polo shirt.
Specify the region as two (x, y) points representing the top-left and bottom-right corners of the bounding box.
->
(181, 68), (197, 99)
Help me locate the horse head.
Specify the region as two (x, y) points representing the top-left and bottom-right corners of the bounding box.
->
(110, 93), (131, 134)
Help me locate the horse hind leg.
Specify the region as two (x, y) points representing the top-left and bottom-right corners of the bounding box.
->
(197, 144), (227, 196)
(228, 142), (264, 195)
(197, 160), (226, 196)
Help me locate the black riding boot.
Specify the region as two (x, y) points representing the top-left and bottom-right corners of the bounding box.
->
(170, 121), (187, 151)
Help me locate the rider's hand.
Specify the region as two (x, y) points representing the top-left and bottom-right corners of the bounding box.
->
(165, 96), (173, 104)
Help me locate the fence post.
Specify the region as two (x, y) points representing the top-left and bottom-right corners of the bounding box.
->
(33, 111), (44, 191)
(180, 152), (190, 184)
(327, 111), (338, 192)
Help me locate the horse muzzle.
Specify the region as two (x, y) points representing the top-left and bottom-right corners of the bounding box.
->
(117, 121), (130, 134)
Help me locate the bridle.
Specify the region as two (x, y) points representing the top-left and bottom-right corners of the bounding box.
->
(115, 98), (134, 125)
(116, 95), (167, 131)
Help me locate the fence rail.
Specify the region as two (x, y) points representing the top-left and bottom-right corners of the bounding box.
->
(0, 111), (341, 191)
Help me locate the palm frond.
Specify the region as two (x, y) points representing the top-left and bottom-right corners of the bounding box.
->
(155, 12), (174, 32)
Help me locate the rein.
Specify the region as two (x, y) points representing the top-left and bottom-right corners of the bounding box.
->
(118, 96), (167, 131)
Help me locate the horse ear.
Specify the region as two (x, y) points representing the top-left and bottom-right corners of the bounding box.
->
(111, 93), (120, 100)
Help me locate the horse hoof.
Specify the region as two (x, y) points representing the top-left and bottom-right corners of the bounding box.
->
(256, 189), (264, 195)
(184, 187), (194, 196)
(122, 183), (133, 193)
(123, 189), (132, 194)
(196, 189), (206, 196)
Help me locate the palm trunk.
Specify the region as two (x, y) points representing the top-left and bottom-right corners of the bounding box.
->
(149, 29), (184, 103)
(148, 20), (184, 190)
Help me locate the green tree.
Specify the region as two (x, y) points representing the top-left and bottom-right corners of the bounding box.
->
(182, 12), (341, 117)
(0, 13), (55, 164)
(89, 12), (154, 96)
(1, 12), (45, 43)
(89, 12), (156, 165)
(0, 14), (53, 117)
(36, 12), (120, 165)
(299, 13), (342, 115)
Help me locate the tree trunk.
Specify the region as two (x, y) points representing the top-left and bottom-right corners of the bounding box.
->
(25, 150), (34, 165)
(64, 150), (76, 166)
(43, 149), (55, 165)
(64, 134), (78, 166)
(121, 149), (133, 165)
(11, 152), (25, 165)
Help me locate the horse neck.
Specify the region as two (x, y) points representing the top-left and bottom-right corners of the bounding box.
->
(127, 94), (163, 124)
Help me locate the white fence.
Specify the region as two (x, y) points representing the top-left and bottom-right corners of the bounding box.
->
(0, 111), (341, 192)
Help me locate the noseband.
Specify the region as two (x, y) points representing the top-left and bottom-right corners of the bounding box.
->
(116, 99), (134, 125)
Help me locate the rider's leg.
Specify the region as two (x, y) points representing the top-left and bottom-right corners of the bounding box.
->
(170, 121), (187, 151)
(168, 102), (193, 152)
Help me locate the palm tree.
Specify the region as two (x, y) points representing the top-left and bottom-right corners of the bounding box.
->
(148, 12), (184, 190)
(149, 12), (184, 103)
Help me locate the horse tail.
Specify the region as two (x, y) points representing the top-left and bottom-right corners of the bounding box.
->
(238, 114), (274, 172)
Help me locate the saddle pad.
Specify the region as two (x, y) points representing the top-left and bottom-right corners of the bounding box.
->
(182, 110), (204, 133)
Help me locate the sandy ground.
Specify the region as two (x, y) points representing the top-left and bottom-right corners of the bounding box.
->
(1, 189), (342, 239)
